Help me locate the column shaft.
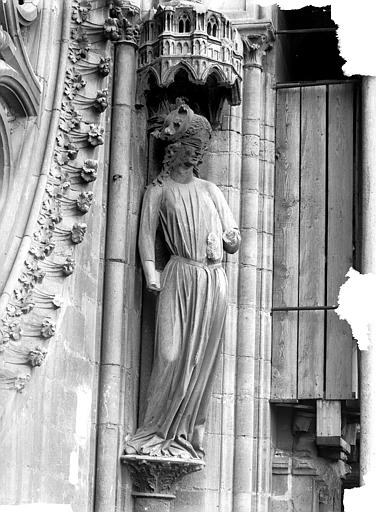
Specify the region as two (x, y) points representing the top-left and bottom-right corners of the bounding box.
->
(233, 62), (263, 512)
(95, 41), (136, 512)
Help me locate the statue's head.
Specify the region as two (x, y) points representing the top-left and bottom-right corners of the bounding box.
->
(153, 102), (212, 184)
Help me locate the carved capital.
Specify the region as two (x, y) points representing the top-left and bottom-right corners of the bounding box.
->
(121, 455), (204, 497)
(240, 22), (275, 69)
(104, 2), (140, 45)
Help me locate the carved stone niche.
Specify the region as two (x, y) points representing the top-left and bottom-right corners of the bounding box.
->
(121, 454), (204, 512)
(136, 1), (243, 127)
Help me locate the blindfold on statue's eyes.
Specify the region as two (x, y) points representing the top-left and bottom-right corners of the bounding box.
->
(180, 139), (205, 151)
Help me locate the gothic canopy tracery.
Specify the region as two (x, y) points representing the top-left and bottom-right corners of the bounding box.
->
(137, 1), (243, 107)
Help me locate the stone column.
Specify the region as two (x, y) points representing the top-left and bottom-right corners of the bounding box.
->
(94, 7), (139, 512)
(232, 24), (274, 512)
(360, 76), (376, 485)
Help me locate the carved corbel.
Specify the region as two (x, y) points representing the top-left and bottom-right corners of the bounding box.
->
(122, 455), (204, 511)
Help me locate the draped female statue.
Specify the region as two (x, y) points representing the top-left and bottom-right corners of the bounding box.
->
(125, 103), (240, 460)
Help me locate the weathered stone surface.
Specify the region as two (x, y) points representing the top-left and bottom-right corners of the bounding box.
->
(125, 104), (240, 462)
(122, 454), (204, 495)
(0, 3), (110, 511)
(1, 3), (356, 512)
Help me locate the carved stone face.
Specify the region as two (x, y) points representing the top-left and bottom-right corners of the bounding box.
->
(181, 144), (200, 167)
(170, 143), (200, 170)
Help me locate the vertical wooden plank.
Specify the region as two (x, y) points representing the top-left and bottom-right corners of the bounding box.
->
(352, 341), (359, 399)
(352, 83), (361, 400)
(326, 83), (354, 399)
(298, 86), (326, 399)
(272, 88), (300, 399)
(316, 400), (341, 439)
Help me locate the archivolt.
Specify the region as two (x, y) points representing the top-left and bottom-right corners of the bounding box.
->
(0, 61), (38, 117)
(0, 106), (11, 211)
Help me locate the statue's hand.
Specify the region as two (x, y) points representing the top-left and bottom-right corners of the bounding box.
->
(143, 261), (162, 293)
(223, 228), (241, 254)
(146, 271), (161, 293)
(147, 282), (161, 293)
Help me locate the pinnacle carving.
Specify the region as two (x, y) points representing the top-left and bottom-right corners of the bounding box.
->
(137, 4), (243, 107)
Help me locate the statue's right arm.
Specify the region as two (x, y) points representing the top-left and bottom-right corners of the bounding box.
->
(138, 185), (163, 291)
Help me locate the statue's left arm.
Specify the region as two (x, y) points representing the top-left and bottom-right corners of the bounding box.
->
(208, 182), (241, 254)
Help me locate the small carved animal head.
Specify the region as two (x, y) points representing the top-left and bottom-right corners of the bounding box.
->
(159, 104), (194, 142)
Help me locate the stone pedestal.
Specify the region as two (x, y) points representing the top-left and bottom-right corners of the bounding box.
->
(121, 455), (205, 512)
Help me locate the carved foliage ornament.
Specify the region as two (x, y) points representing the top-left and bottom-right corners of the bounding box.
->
(0, 0), (109, 392)
(104, 3), (140, 44)
(122, 455), (204, 496)
(241, 26), (275, 68)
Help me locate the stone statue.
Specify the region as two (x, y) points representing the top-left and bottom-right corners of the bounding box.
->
(125, 103), (240, 460)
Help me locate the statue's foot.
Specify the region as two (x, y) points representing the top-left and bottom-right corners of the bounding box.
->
(196, 448), (205, 460)
(124, 444), (138, 455)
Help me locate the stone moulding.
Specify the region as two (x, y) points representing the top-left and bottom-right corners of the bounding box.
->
(0, 0), (110, 399)
(137, 3), (243, 106)
(0, 3), (42, 220)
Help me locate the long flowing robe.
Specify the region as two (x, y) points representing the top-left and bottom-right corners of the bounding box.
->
(127, 176), (238, 459)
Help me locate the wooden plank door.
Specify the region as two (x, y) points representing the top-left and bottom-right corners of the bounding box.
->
(298, 86), (326, 399)
(272, 82), (358, 401)
(272, 87), (300, 399)
(326, 84), (355, 398)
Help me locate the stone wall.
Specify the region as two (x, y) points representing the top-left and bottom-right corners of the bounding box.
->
(0, 1), (110, 510)
(271, 408), (348, 512)
(1, 1), (279, 512)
